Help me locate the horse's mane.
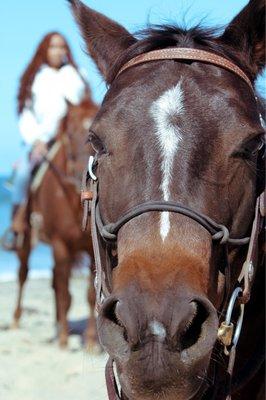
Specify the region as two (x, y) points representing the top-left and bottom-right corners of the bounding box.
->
(17, 32), (77, 114)
(107, 25), (255, 84)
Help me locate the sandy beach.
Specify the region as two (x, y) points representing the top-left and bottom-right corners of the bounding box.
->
(0, 276), (108, 400)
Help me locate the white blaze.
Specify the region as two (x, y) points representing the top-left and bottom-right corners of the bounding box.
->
(150, 81), (184, 241)
(149, 320), (166, 340)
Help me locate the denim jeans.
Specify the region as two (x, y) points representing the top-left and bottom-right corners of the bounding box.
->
(11, 150), (31, 205)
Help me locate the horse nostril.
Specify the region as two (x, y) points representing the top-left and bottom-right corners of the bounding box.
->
(102, 299), (120, 325)
(102, 298), (129, 342)
(180, 301), (209, 351)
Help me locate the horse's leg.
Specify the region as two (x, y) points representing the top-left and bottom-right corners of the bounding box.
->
(52, 238), (72, 348)
(51, 265), (60, 328)
(12, 231), (31, 328)
(85, 263), (100, 353)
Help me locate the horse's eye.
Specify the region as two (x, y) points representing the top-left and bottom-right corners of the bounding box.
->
(234, 134), (265, 160)
(88, 132), (107, 155)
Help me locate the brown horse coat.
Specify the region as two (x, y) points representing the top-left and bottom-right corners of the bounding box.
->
(70, 1), (265, 399)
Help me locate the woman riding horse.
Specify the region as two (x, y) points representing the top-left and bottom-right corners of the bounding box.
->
(3, 31), (88, 250)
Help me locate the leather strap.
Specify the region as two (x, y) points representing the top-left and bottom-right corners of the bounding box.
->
(238, 191), (265, 304)
(90, 180), (109, 309)
(105, 357), (121, 400)
(259, 191), (265, 217)
(81, 190), (93, 204)
(96, 200), (250, 246)
(116, 48), (253, 91)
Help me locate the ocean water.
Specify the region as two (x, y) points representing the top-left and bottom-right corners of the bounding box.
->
(0, 176), (53, 282)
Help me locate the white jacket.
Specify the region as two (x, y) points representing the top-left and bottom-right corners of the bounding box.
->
(18, 64), (86, 145)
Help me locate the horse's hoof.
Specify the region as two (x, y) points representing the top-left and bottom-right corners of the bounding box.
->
(59, 336), (68, 349)
(85, 342), (102, 355)
(10, 320), (20, 329)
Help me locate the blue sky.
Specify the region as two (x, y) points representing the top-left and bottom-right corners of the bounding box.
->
(0, 0), (264, 175)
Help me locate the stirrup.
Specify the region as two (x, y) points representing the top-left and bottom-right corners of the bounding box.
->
(0, 228), (24, 251)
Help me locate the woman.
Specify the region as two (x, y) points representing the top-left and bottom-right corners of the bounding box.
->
(3, 32), (88, 249)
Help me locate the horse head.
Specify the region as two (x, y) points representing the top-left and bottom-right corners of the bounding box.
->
(70, 1), (265, 399)
(60, 97), (99, 179)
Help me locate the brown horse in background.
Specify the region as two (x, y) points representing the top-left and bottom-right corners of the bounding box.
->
(13, 97), (99, 348)
(70, 0), (265, 399)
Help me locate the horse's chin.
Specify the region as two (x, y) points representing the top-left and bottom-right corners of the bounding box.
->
(114, 345), (211, 400)
(118, 377), (206, 400)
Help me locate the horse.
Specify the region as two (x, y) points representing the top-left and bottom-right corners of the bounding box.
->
(70, 0), (265, 398)
(13, 97), (100, 349)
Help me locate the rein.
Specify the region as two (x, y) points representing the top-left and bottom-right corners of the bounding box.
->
(81, 48), (265, 400)
(43, 153), (78, 189)
(43, 131), (84, 192)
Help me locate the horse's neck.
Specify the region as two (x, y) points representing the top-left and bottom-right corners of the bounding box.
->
(54, 135), (73, 175)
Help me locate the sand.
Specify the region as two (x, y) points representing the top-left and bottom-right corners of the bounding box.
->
(0, 276), (108, 400)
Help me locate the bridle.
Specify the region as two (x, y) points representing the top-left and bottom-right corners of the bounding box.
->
(81, 48), (265, 400)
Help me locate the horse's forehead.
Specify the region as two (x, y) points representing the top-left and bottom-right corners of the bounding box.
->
(105, 70), (221, 125)
(97, 62), (259, 141)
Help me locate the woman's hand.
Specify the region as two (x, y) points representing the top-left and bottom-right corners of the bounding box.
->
(31, 140), (48, 163)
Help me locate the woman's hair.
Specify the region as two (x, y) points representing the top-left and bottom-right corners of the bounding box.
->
(17, 32), (77, 114)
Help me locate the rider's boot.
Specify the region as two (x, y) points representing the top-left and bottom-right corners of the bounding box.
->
(1, 204), (27, 251)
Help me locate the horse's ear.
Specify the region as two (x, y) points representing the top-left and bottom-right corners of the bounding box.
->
(220, 0), (265, 76)
(68, 0), (136, 82)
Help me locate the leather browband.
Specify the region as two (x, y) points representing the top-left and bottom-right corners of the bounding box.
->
(115, 48), (254, 91)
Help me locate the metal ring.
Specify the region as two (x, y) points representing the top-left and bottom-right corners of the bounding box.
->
(259, 113), (266, 129)
(232, 303), (245, 346)
(88, 156), (97, 181)
(225, 287), (243, 325)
